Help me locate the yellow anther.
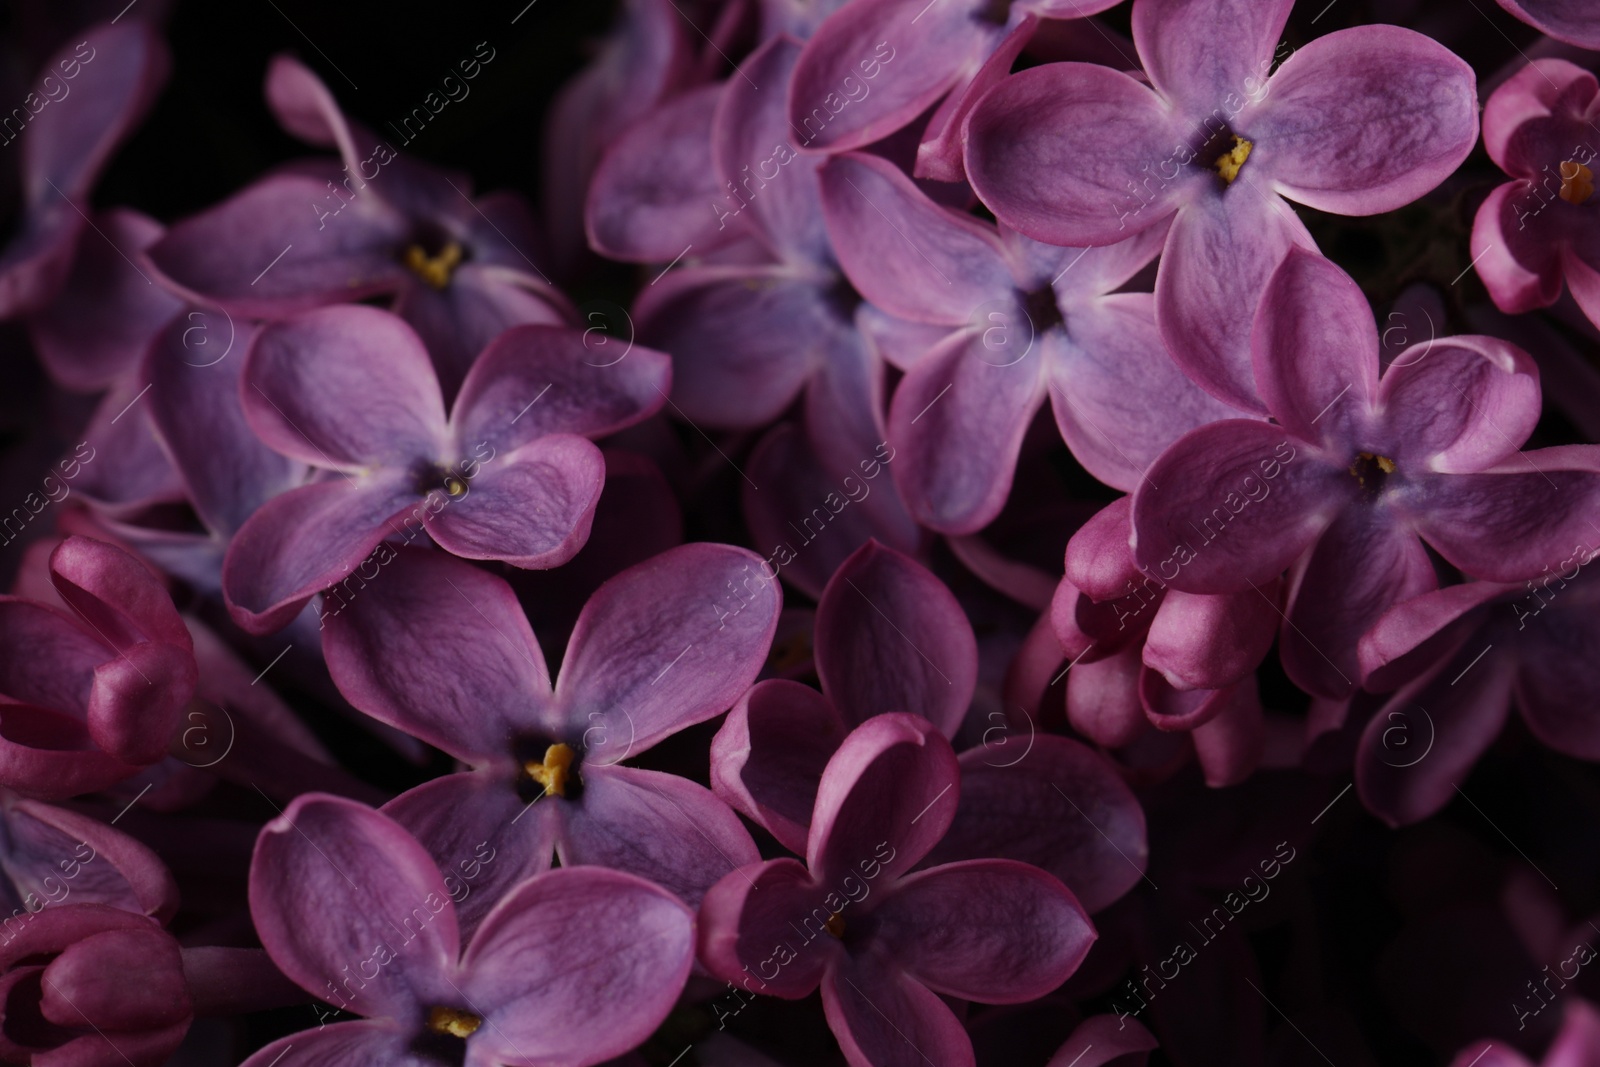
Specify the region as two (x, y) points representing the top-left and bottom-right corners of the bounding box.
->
(444, 476), (467, 497)
(1349, 451), (1396, 487)
(1560, 161), (1594, 205)
(524, 743), (575, 798)
(403, 242), (464, 289)
(825, 912), (846, 939)
(426, 1006), (482, 1038)
(1215, 136), (1253, 184)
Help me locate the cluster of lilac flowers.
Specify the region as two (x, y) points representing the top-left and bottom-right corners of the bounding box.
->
(2, 0), (1600, 1063)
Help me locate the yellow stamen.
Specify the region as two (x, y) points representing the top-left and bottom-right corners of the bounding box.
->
(1349, 451), (1396, 487)
(426, 1006), (482, 1038)
(1560, 161), (1594, 205)
(443, 476), (467, 497)
(1215, 136), (1253, 184)
(403, 242), (464, 289)
(525, 743), (575, 798)
(824, 912), (845, 939)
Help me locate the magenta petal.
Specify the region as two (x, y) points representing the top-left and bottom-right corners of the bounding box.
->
(888, 326), (1047, 534)
(698, 857), (837, 999)
(1516, 618), (1600, 762)
(249, 794), (456, 1019)
(1131, 0), (1291, 115)
(1495, 0), (1600, 47)
(1132, 420), (1347, 594)
(816, 541), (976, 737)
(1471, 183), (1565, 318)
(822, 953), (976, 1067)
(1047, 1014), (1160, 1067)
(930, 738), (1147, 914)
(1050, 294), (1242, 492)
(29, 210), (181, 393)
(1063, 496), (1138, 603)
(560, 763), (760, 906)
(1409, 447), (1600, 583)
(1281, 506), (1438, 699)
(818, 151), (1011, 324)
(460, 868), (692, 1063)
(85, 641), (195, 765)
(148, 166), (409, 314)
(4, 794), (178, 920)
(0, 600), (104, 715)
(383, 774), (556, 944)
(556, 544), (780, 752)
(965, 62), (1191, 247)
(1376, 336), (1541, 475)
(1066, 645), (1146, 748)
(451, 325), (671, 454)
(877, 858), (1092, 1000)
(585, 83), (731, 263)
(244, 306), (446, 469)
(1356, 652), (1515, 827)
(790, 0), (996, 155)
(222, 476), (418, 636)
(809, 714), (960, 884)
(0, 705), (143, 800)
(41, 925), (187, 1030)
(711, 679), (847, 855)
(715, 37), (828, 261)
(423, 435), (606, 569)
(1251, 26), (1478, 216)
(1144, 585), (1278, 692)
(1189, 679), (1265, 787)
(1252, 248), (1379, 446)
(915, 13), (1038, 183)
(322, 548), (552, 761)
(634, 264), (825, 428)
(1358, 581), (1505, 691)
(1159, 187), (1316, 414)
(239, 1022), (412, 1067)
(48, 535), (191, 653)
(1140, 670), (1233, 732)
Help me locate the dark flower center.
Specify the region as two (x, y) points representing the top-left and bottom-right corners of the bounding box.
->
(410, 1006), (480, 1065)
(410, 460), (469, 499)
(1348, 451), (1396, 495)
(1022, 285), (1065, 335)
(1560, 160), (1595, 204)
(975, 0), (1012, 24)
(1196, 124), (1254, 185)
(400, 222), (469, 289)
(824, 274), (863, 320)
(514, 737), (584, 802)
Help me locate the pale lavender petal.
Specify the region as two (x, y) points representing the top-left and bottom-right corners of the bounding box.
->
(1375, 336), (1541, 475)
(1131, 0), (1291, 115)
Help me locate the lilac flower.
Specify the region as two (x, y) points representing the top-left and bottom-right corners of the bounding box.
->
(147, 56), (571, 397)
(1355, 565), (1600, 825)
(699, 713), (1095, 1067)
(786, 0), (1119, 169)
(321, 544), (777, 936)
(0, 22), (168, 319)
(0, 536), (196, 799)
(1130, 248), (1600, 699)
(818, 150), (1237, 533)
(0, 904), (191, 1067)
(714, 539), (1147, 911)
(1051, 497), (1275, 786)
(1472, 59), (1600, 334)
(219, 305), (669, 634)
(964, 0), (1479, 410)
(1492, 0), (1600, 48)
(1451, 998), (1600, 1067)
(245, 793), (694, 1067)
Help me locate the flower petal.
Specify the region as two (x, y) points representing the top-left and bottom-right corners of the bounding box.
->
(555, 543), (780, 753)
(1131, 0), (1292, 116)
(790, 0), (997, 155)
(1249, 27), (1477, 216)
(2, 794), (178, 921)
(819, 151), (1011, 325)
(1144, 584), (1278, 692)
(249, 794), (456, 1019)
(711, 679), (847, 855)
(221, 475), (419, 636)
(461, 867), (692, 1065)
(585, 83), (732, 263)
(809, 714), (960, 885)
(876, 858), (1092, 1001)
(47, 535), (190, 653)
(821, 953), (975, 1067)
(322, 548), (552, 761)
(451, 325), (670, 455)
(245, 306), (446, 470)
(1376, 336), (1541, 475)
(1131, 420), (1346, 594)
(1159, 186), (1317, 414)
(559, 763), (760, 907)
(698, 857), (836, 999)
(816, 541), (975, 737)
(239, 1021), (416, 1067)
(965, 62), (1191, 247)
(423, 435), (606, 570)
(928, 738), (1147, 914)
(1494, 0), (1600, 47)
(888, 325), (1047, 534)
